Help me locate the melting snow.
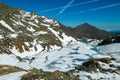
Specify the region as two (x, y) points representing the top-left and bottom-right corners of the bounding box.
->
(0, 54), (18, 66)
(0, 20), (15, 32)
(99, 43), (120, 53)
(0, 71), (27, 80)
(33, 31), (48, 35)
(0, 35), (3, 39)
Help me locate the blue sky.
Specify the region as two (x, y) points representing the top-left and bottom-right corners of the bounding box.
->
(0, 0), (120, 30)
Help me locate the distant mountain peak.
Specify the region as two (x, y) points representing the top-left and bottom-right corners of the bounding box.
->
(81, 23), (91, 26)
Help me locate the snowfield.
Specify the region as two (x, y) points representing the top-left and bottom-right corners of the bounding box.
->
(99, 43), (120, 54)
(0, 41), (120, 80)
(0, 71), (27, 80)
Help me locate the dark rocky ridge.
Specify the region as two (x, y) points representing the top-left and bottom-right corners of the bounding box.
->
(99, 33), (120, 45)
(59, 23), (112, 40)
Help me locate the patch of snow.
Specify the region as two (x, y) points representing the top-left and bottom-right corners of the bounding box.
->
(27, 22), (38, 27)
(10, 39), (44, 58)
(33, 31), (47, 35)
(99, 43), (120, 53)
(43, 18), (54, 24)
(40, 23), (50, 27)
(10, 18), (25, 26)
(0, 71), (27, 80)
(42, 17), (60, 26)
(0, 35), (3, 39)
(24, 42), (30, 46)
(47, 26), (76, 46)
(77, 71), (120, 80)
(0, 20), (15, 32)
(0, 54), (18, 66)
(9, 34), (18, 38)
(30, 15), (39, 23)
(61, 33), (76, 45)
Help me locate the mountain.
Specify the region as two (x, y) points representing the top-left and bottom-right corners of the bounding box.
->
(109, 30), (120, 35)
(0, 3), (76, 55)
(59, 23), (112, 40)
(73, 23), (112, 39)
(0, 3), (120, 80)
(99, 33), (120, 45)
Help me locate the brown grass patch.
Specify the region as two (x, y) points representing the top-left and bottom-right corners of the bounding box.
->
(0, 65), (23, 76)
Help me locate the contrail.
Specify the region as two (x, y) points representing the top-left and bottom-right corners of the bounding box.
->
(76, 3), (120, 13)
(57, 0), (75, 15)
(37, 0), (99, 13)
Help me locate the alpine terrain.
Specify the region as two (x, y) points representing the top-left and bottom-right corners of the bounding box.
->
(0, 2), (120, 80)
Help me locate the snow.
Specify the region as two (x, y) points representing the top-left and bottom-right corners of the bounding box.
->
(99, 43), (120, 53)
(9, 34), (18, 38)
(10, 18), (25, 26)
(33, 31), (47, 35)
(0, 54), (18, 66)
(42, 16), (60, 26)
(28, 42), (107, 71)
(0, 41), (120, 80)
(10, 39), (44, 58)
(0, 35), (3, 39)
(43, 17), (54, 24)
(0, 20), (15, 32)
(18, 11), (39, 27)
(40, 23), (50, 27)
(27, 22), (38, 27)
(0, 71), (27, 80)
(47, 26), (76, 46)
(76, 71), (120, 80)
(61, 33), (76, 45)
(30, 15), (39, 23)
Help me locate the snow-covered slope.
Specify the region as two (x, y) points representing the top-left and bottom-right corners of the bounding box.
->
(0, 5), (76, 56)
(0, 71), (27, 80)
(99, 43), (120, 54)
(0, 41), (120, 80)
(0, 3), (120, 80)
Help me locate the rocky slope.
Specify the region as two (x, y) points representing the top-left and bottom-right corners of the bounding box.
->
(59, 23), (112, 40)
(99, 33), (120, 45)
(0, 3), (76, 56)
(74, 23), (112, 39)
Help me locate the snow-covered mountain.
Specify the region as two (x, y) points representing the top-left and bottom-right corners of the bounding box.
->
(0, 3), (76, 56)
(0, 3), (120, 80)
(0, 41), (120, 80)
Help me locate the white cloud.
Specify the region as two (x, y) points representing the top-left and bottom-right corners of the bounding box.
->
(38, 0), (99, 13)
(57, 0), (75, 15)
(77, 3), (120, 13)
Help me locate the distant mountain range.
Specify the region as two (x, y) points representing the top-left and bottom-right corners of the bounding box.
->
(60, 23), (112, 40)
(109, 30), (120, 35)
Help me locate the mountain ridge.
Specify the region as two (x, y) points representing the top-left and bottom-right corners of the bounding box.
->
(0, 3), (76, 56)
(59, 23), (112, 39)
